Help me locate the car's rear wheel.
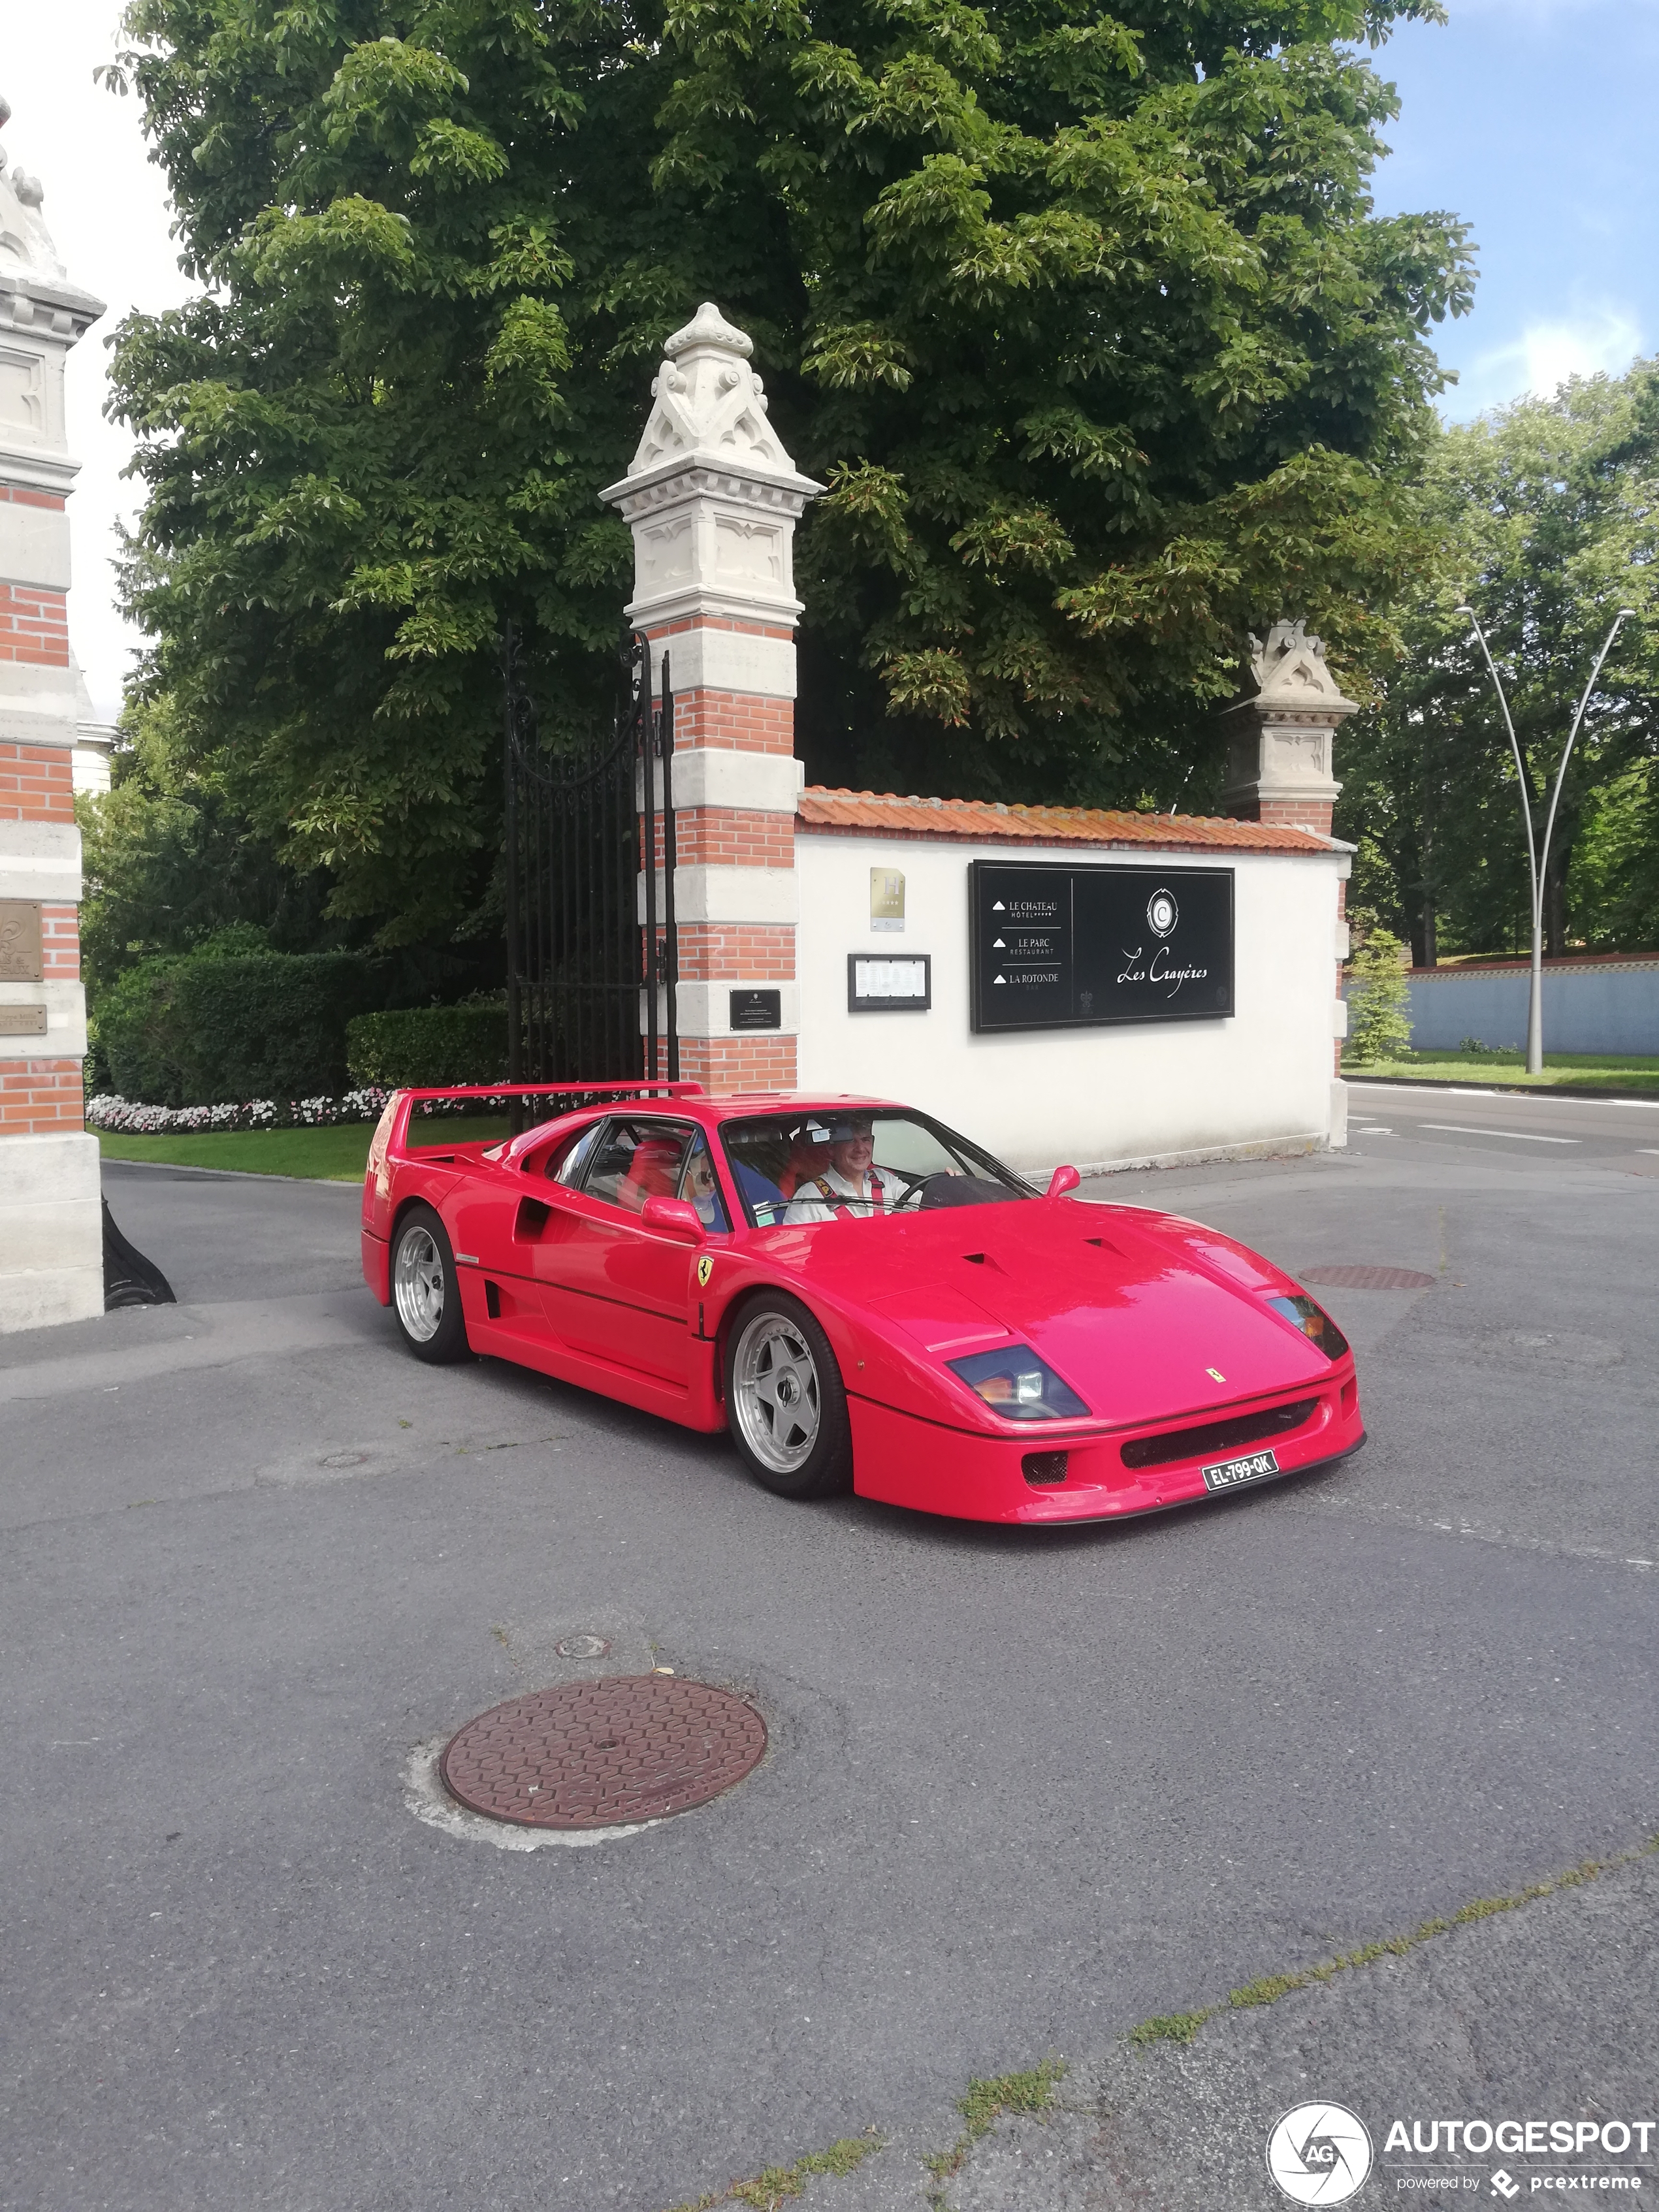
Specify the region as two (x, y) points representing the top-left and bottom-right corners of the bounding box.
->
(391, 1204), (470, 1364)
(725, 1293), (852, 1501)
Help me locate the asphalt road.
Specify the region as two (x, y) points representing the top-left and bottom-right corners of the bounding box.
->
(3, 1112), (1656, 2212)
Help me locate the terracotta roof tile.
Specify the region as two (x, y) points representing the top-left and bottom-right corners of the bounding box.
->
(796, 787), (1331, 854)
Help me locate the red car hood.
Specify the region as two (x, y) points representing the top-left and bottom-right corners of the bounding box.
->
(769, 1201), (1331, 1427)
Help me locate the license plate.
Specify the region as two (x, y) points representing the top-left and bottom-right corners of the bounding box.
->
(1201, 1446), (1281, 1494)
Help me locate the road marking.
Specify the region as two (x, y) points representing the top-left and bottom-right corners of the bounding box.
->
(1420, 1124), (1579, 1144)
(1638, 1150), (1659, 1157)
(1289, 1492), (1655, 1575)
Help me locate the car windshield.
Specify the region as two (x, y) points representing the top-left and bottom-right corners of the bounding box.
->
(720, 1110), (1033, 1227)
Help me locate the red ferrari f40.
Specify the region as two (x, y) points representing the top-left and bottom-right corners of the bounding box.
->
(361, 1082), (1364, 1524)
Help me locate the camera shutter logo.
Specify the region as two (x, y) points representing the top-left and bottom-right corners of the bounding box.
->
(1266, 2103), (1374, 2205)
(1147, 888), (1179, 939)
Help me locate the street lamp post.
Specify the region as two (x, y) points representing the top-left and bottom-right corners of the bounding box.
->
(1457, 605), (1636, 1075)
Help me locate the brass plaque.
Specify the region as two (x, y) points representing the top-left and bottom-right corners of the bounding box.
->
(0, 1004), (48, 1035)
(869, 867), (905, 933)
(0, 901), (44, 983)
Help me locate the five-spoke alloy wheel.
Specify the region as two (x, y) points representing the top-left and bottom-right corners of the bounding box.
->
(390, 1203), (471, 1364)
(725, 1293), (852, 1499)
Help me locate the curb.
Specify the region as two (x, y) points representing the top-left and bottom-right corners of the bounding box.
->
(1345, 1074), (1659, 1104)
(100, 1157), (360, 1188)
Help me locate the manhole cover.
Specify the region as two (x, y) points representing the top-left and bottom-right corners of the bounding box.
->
(1302, 1265), (1436, 1291)
(440, 1677), (766, 1829)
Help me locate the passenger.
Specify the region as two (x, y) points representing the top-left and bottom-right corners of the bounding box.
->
(681, 1136), (728, 1232)
(783, 1117), (887, 1222)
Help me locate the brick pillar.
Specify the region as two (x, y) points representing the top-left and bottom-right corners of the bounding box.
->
(600, 304), (822, 1093)
(1, 112), (106, 1328)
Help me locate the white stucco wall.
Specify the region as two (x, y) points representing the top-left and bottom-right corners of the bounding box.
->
(796, 831), (1349, 1174)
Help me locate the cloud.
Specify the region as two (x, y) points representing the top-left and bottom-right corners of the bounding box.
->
(1453, 304), (1645, 417)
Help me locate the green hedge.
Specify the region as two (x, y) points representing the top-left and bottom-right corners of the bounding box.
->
(99, 947), (385, 1106)
(346, 1004), (509, 1089)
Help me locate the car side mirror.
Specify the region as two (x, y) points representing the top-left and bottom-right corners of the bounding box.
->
(1046, 1164), (1081, 1199)
(641, 1194), (707, 1243)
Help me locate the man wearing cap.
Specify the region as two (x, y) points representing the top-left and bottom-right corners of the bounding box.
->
(783, 1117), (888, 1223)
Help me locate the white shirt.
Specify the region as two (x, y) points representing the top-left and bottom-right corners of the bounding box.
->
(783, 1164), (888, 1223)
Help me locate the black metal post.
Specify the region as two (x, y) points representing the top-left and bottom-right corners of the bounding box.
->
(502, 624), (524, 1136)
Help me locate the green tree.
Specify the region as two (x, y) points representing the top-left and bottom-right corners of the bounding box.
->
(1344, 920), (1411, 1065)
(106, 0), (1472, 945)
(1336, 360), (1658, 962)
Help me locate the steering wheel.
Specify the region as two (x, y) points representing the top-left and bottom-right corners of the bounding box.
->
(881, 1166), (937, 1212)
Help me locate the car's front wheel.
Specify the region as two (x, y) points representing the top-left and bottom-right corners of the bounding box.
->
(724, 1293), (852, 1501)
(390, 1204), (471, 1364)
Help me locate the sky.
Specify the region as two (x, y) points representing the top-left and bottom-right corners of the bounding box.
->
(3, 0), (1657, 723)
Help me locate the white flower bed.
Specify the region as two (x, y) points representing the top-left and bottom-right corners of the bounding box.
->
(86, 1090), (391, 1135)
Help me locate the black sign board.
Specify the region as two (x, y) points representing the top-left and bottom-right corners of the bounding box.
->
(730, 988), (782, 1032)
(969, 860), (1233, 1033)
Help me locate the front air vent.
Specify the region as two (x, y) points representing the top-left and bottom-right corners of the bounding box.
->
(1119, 1398), (1319, 1473)
(1022, 1451), (1069, 1486)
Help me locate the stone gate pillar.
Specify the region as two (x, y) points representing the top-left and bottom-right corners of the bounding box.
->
(600, 304), (822, 1092)
(1221, 618), (1359, 1113)
(0, 98), (105, 1330)
(1219, 619), (1356, 839)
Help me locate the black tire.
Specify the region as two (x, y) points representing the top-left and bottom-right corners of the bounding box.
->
(389, 1203), (472, 1364)
(724, 1290), (852, 1501)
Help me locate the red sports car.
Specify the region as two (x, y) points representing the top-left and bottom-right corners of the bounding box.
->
(361, 1082), (1364, 1524)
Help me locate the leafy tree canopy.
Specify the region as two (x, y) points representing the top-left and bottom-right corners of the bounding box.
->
(1337, 361), (1658, 961)
(106, 0), (1472, 944)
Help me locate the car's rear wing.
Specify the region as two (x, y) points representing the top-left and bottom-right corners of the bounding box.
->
(395, 1078), (702, 1150)
(364, 1080), (704, 1181)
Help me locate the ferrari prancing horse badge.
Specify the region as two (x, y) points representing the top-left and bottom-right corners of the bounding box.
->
(697, 1255), (715, 1289)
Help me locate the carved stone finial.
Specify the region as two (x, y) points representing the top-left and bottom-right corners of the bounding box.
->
(0, 101), (67, 280)
(663, 300), (754, 361)
(1243, 617), (1353, 710)
(624, 302), (800, 483)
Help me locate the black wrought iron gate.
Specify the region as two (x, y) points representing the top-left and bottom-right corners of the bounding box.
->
(502, 628), (679, 1089)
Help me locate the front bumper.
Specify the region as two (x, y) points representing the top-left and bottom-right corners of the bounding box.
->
(848, 1379), (1365, 1524)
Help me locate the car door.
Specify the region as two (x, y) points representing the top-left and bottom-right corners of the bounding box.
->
(530, 1117), (703, 1385)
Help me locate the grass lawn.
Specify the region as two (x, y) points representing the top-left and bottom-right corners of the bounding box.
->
(95, 1112), (517, 1182)
(97, 1124), (378, 1181)
(1343, 1049), (1659, 1094)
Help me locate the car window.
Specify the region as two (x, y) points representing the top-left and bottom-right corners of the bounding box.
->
(581, 1118), (696, 1213)
(677, 1132), (731, 1234)
(720, 1111), (1030, 1226)
(541, 1121), (605, 1187)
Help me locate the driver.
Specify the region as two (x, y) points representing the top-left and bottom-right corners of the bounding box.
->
(783, 1115), (887, 1222)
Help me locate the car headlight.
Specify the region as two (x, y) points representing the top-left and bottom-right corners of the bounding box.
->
(1267, 1294), (1349, 1360)
(946, 1347), (1091, 1421)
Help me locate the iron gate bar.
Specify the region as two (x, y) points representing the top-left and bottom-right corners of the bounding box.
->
(501, 627), (677, 1102)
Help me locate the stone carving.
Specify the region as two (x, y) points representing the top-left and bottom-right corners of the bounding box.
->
(626, 302), (799, 483)
(1240, 618), (1357, 714)
(0, 97), (67, 280)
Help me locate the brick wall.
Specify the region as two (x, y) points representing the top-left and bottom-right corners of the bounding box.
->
(660, 686), (796, 755)
(666, 809), (796, 869)
(674, 923), (795, 983)
(678, 1034), (796, 1093)
(0, 582), (71, 669)
(42, 903), (80, 978)
(0, 744), (75, 822)
(0, 1057), (85, 1134)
